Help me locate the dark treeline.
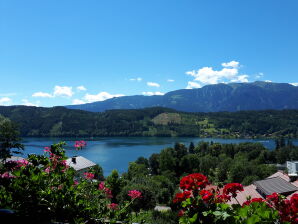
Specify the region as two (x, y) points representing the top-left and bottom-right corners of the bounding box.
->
(0, 106), (298, 138)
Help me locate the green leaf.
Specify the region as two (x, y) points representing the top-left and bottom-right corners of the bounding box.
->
(189, 213), (198, 223)
(247, 215), (260, 224)
(213, 211), (223, 216)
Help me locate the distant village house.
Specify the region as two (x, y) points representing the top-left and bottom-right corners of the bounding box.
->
(66, 156), (96, 178)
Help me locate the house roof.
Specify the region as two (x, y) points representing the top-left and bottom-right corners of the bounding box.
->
(254, 177), (298, 196)
(66, 156), (96, 171)
(228, 184), (262, 205)
(4, 156), (25, 163)
(267, 171), (290, 181)
(228, 171), (298, 205)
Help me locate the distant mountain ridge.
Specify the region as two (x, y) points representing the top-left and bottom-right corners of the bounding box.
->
(66, 81), (298, 112)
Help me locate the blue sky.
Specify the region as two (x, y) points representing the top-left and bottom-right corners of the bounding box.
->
(0, 0), (297, 107)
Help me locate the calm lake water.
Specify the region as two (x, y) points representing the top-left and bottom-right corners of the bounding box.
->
(20, 137), (298, 176)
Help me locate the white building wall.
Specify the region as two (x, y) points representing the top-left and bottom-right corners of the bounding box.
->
(287, 161), (298, 174)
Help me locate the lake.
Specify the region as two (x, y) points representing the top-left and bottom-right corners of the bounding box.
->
(20, 137), (298, 176)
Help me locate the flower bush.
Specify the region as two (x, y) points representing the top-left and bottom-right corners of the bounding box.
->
(74, 140), (87, 150)
(0, 142), (142, 223)
(174, 173), (298, 224)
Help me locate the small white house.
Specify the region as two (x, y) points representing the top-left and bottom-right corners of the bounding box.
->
(4, 156), (25, 163)
(286, 161), (298, 175)
(66, 156), (96, 177)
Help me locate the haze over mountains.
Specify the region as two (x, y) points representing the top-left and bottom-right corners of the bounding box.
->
(66, 81), (298, 112)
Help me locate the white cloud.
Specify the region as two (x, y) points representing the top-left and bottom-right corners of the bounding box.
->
(186, 81), (201, 89)
(147, 82), (160, 87)
(0, 97), (12, 105)
(231, 75), (249, 83)
(53, 86), (73, 97)
(265, 80), (272, 83)
(186, 61), (249, 85)
(142, 91), (164, 96)
(222, 61), (239, 68)
(77, 86), (87, 91)
(167, 79), (175, 82)
(33, 85), (73, 98)
(130, 77), (142, 82)
(32, 92), (53, 98)
(72, 99), (86, 105)
(83, 92), (124, 103)
(255, 72), (264, 79)
(21, 99), (40, 107)
(290, 83), (298, 86)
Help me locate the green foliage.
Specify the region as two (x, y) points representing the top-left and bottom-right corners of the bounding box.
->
(89, 164), (104, 181)
(232, 202), (279, 224)
(119, 181), (156, 211)
(145, 141), (284, 186)
(0, 142), (138, 223)
(0, 116), (24, 161)
(106, 169), (124, 202)
(1, 106), (298, 138)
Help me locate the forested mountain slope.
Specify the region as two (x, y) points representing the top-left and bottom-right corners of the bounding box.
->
(66, 82), (298, 112)
(0, 106), (298, 138)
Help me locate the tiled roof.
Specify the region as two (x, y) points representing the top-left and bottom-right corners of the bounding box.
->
(66, 156), (96, 171)
(267, 171), (290, 181)
(254, 177), (298, 196)
(229, 171), (298, 205)
(228, 184), (262, 205)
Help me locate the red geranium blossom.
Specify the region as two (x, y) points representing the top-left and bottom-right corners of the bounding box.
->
(242, 198), (265, 206)
(108, 203), (119, 210)
(84, 172), (94, 180)
(180, 173), (209, 190)
(128, 190), (142, 199)
(200, 190), (213, 202)
(214, 194), (231, 203)
(223, 183), (243, 198)
(173, 191), (192, 203)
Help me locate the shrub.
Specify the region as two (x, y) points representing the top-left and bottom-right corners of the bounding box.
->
(173, 173), (298, 224)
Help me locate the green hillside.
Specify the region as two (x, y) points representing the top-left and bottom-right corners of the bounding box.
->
(0, 106), (298, 138)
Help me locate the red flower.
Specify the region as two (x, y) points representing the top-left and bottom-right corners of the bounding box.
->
(98, 181), (105, 190)
(200, 190), (213, 202)
(242, 198), (265, 206)
(105, 187), (113, 198)
(173, 191), (192, 203)
(223, 183), (243, 198)
(290, 193), (298, 213)
(215, 194), (231, 203)
(178, 210), (185, 217)
(16, 159), (29, 168)
(74, 140), (87, 150)
(0, 172), (15, 179)
(266, 192), (280, 206)
(83, 172), (94, 180)
(44, 147), (51, 153)
(180, 173), (209, 190)
(108, 203), (119, 210)
(128, 190), (142, 199)
(98, 182), (113, 198)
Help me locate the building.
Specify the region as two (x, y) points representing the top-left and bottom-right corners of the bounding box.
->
(4, 156), (25, 163)
(229, 171), (298, 205)
(66, 156), (96, 177)
(286, 161), (298, 175)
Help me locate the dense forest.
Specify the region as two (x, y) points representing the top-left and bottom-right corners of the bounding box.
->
(0, 106), (298, 138)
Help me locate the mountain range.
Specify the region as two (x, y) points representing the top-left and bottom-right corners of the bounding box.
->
(66, 81), (298, 112)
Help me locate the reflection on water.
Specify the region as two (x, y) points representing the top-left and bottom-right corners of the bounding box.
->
(20, 137), (298, 176)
